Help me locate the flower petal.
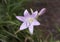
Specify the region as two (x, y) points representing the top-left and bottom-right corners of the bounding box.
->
(24, 9), (30, 16)
(32, 20), (40, 26)
(16, 16), (25, 22)
(31, 11), (38, 18)
(20, 22), (28, 30)
(29, 25), (34, 34)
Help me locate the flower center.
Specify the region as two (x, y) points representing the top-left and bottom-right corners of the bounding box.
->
(28, 18), (34, 23)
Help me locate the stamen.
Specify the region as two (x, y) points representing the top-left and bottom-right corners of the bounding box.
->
(28, 18), (34, 23)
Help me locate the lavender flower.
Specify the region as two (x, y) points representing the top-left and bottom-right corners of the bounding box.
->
(16, 8), (46, 34)
(16, 9), (40, 34)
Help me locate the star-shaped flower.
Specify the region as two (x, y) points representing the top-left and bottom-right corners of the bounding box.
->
(16, 9), (40, 34)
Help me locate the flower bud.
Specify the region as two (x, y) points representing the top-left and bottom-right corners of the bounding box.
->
(38, 8), (46, 15)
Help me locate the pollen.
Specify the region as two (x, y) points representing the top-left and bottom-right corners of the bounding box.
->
(28, 18), (34, 23)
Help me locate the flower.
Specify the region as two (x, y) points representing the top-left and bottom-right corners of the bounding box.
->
(16, 9), (40, 34)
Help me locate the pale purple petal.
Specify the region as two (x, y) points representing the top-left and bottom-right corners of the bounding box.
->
(20, 22), (28, 30)
(29, 25), (34, 34)
(32, 20), (40, 26)
(26, 22), (30, 27)
(38, 8), (46, 15)
(31, 11), (38, 18)
(24, 9), (30, 16)
(16, 16), (25, 22)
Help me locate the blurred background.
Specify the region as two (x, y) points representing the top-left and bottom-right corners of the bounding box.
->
(0, 0), (60, 42)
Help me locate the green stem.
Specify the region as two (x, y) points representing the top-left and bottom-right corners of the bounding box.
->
(15, 30), (20, 34)
(30, 8), (33, 13)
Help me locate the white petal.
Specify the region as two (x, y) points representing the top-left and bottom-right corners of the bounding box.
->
(16, 16), (25, 22)
(24, 9), (30, 16)
(29, 25), (34, 34)
(20, 22), (28, 30)
(32, 20), (40, 26)
(32, 11), (38, 18)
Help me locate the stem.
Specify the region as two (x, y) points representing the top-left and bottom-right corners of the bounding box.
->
(15, 30), (20, 34)
(30, 8), (33, 13)
(25, 36), (34, 42)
